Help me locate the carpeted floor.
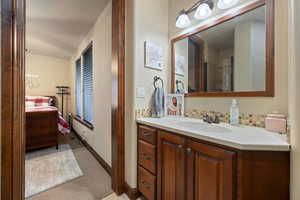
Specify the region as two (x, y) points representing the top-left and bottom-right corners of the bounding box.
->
(27, 132), (113, 200)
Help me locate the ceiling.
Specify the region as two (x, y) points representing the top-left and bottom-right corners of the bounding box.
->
(26, 0), (109, 60)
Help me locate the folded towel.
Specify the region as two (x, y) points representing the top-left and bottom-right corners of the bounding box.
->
(152, 87), (164, 118)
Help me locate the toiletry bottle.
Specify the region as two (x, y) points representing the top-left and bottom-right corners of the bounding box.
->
(230, 99), (239, 125)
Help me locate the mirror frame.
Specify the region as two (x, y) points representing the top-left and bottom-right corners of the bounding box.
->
(171, 0), (274, 97)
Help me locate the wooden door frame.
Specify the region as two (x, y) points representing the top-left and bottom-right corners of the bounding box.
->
(111, 0), (126, 195)
(1, 0), (126, 199)
(1, 0), (26, 199)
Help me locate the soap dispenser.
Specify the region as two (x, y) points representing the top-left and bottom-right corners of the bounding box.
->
(230, 99), (239, 125)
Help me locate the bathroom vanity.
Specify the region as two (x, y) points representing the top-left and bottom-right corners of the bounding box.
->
(136, 118), (290, 200)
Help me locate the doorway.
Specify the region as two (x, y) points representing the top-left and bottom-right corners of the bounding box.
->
(1, 0), (125, 199)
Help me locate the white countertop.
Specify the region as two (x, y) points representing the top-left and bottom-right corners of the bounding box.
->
(136, 117), (290, 151)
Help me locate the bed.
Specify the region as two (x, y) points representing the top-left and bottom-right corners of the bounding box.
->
(25, 96), (69, 151)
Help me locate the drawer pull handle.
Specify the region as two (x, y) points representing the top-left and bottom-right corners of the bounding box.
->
(178, 144), (183, 148)
(143, 132), (152, 137)
(142, 153), (152, 161)
(141, 180), (151, 189)
(186, 148), (192, 153)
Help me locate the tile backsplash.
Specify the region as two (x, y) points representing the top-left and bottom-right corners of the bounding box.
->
(135, 108), (152, 118)
(136, 108), (267, 128)
(185, 110), (266, 128)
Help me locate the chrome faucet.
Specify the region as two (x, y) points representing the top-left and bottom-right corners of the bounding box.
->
(203, 114), (220, 124)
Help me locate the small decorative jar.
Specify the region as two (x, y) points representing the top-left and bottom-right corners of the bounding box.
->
(265, 114), (287, 134)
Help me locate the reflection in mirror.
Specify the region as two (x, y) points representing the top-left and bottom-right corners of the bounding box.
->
(173, 6), (266, 94)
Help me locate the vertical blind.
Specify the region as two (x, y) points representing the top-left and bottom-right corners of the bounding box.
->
(82, 45), (93, 124)
(75, 58), (82, 117)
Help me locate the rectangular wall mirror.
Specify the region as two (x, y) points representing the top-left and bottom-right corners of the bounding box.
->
(171, 0), (274, 97)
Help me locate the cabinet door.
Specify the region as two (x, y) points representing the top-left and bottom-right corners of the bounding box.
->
(157, 131), (186, 200)
(186, 140), (236, 200)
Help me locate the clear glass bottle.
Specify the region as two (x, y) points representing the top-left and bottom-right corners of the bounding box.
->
(230, 99), (239, 125)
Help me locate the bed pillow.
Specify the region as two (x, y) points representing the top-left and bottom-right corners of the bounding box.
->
(34, 97), (50, 106)
(25, 96), (51, 107)
(25, 101), (35, 108)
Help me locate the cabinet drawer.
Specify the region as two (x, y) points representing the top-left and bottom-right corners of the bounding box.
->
(139, 125), (157, 145)
(139, 140), (156, 174)
(139, 166), (156, 200)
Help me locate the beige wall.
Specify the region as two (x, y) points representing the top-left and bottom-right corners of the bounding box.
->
(25, 52), (71, 117)
(70, 1), (112, 166)
(289, 0), (300, 199)
(125, 0), (169, 187)
(234, 21), (266, 91)
(168, 0), (288, 115)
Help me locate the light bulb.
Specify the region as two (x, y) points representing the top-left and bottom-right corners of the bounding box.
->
(194, 3), (212, 20)
(217, 0), (239, 10)
(176, 13), (191, 28)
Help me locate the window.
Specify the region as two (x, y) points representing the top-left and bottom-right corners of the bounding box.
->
(82, 46), (93, 124)
(75, 58), (82, 117)
(75, 43), (94, 127)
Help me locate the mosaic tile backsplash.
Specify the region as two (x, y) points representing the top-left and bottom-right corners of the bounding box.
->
(185, 110), (266, 128)
(136, 108), (267, 128)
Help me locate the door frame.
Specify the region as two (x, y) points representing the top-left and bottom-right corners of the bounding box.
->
(1, 0), (126, 199)
(111, 0), (126, 195)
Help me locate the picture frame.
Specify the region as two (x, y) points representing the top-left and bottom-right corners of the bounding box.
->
(144, 41), (164, 71)
(165, 94), (185, 117)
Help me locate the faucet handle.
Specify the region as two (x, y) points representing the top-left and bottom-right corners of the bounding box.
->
(214, 115), (220, 124)
(203, 113), (213, 124)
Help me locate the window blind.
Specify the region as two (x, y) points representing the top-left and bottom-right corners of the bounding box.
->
(82, 45), (93, 124)
(75, 58), (82, 117)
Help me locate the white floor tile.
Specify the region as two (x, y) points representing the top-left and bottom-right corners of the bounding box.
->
(102, 193), (143, 200)
(102, 193), (129, 200)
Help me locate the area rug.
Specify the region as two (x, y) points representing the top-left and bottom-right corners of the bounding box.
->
(25, 144), (83, 198)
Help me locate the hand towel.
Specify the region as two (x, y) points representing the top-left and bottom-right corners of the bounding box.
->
(152, 87), (164, 118)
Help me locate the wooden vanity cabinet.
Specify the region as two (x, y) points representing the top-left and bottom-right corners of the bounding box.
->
(185, 139), (236, 200)
(137, 124), (290, 200)
(157, 130), (235, 200)
(157, 130), (186, 200)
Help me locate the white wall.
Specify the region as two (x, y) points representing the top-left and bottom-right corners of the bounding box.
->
(234, 22), (253, 91)
(169, 0), (289, 115)
(125, 0), (169, 188)
(251, 22), (266, 90)
(234, 21), (266, 91)
(70, 1), (112, 166)
(26, 53), (71, 117)
(289, 0), (300, 199)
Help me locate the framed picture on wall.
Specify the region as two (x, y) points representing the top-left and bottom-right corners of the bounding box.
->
(165, 94), (184, 117)
(144, 41), (164, 71)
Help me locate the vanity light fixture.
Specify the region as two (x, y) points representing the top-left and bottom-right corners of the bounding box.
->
(175, 0), (239, 28)
(176, 0), (214, 29)
(176, 10), (191, 29)
(217, 0), (239, 10)
(194, 3), (213, 20)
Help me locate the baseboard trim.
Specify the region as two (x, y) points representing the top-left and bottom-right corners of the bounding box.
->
(72, 129), (112, 176)
(124, 182), (140, 200)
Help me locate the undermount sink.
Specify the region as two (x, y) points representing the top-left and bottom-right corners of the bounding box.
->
(176, 121), (232, 133)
